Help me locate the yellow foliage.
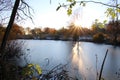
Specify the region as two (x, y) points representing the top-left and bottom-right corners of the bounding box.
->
(27, 64), (34, 67)
(22, 63), (42, 78)
(35, 64), (42, 75)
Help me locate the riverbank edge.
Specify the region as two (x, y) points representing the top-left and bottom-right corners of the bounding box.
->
(17, 38), (120, 47)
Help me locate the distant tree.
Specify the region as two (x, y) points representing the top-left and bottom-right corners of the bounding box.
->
(106, 20), (120, 43)
(49, 28), (57, 36)
(35, 28), (42, 35)
(68, 23), (83, 41)
(91, 19), (106, 34)
(93, 32), (105, 43)
(43, 27), (50, 34)
(82, 27), (92, 36)
(31, 29), (36, 36)
(31, 27), (42, 37)
(43, 27), (57, 36)
(57, 27), (67, 35)
(25, 27), (31, 35)
(8, 23), (23, 40)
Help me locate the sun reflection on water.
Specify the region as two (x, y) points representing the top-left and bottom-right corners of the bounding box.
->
(71, 42), (96, 80)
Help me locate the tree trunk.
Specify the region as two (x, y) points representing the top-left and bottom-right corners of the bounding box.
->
(113, 33), (118, 45)
(0, 0), (20, 79)
(0, 0), (20, 52)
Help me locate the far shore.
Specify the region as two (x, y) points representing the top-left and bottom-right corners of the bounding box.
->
(16, 38), (120, 47)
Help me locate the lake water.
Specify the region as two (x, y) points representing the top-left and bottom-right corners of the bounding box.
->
(18, 40), (120, 80)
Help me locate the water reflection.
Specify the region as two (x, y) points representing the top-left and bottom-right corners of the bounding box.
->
(71, 42), (120, 80)
(71, 42), (97, 80)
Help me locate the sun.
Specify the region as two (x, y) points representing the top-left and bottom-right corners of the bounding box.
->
(74, 20), (83, 27)
(69, 22), (84, 36)
(73, 17), (90, 28)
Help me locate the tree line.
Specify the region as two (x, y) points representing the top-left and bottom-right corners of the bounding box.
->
(0, 19), (120, 45)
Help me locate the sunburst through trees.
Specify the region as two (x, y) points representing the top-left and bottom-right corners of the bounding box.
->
(68, 23), (84, 41)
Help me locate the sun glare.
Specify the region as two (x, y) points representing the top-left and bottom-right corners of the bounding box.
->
(74, 20), (82, 27)
(69, 22), (84, 39)
(73, 15), (90, 29)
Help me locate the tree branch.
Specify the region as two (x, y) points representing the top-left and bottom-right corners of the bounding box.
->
(60, 0), (120, 9)
(0, 0), (34, 24)
(77, 1), (120, 9)
(19, 0), (34, 23)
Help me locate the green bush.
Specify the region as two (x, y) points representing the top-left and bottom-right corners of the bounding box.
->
(93, 33), (105, 43)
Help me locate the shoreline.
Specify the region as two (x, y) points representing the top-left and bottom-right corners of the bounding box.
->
(17, 38), (120, 47)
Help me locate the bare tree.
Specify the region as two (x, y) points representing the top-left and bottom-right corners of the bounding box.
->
(0, 0), (33, 79)
(0, 0), (33, 24)
(0, 0), (33, 51)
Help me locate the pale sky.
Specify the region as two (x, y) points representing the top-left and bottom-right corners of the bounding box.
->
(20, 0), (112, 29)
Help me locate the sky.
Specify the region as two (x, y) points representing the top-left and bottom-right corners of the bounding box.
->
(20, 0), (111, 29)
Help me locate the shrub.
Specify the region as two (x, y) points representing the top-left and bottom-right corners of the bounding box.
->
(0, 40), (25, 80)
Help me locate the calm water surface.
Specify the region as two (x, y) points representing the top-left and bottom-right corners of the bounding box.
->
(19, 40), (120, 80)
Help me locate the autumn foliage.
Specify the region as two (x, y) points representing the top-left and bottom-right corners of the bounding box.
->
(8, 23), (23, 40)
